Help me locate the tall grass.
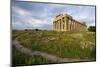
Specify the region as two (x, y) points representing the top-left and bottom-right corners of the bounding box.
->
(12, 46), (50, 66)
(12, 30), (96, 59)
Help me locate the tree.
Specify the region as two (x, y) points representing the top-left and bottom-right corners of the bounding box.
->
(35, 29), (40, 31)
(88, 26), (96, 32)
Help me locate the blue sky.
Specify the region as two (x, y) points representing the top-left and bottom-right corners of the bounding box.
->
(12, 1), (96, 30)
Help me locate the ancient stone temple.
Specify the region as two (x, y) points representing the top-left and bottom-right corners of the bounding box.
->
(53, 14), (87, 31)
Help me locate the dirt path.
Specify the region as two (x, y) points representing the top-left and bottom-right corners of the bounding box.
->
(12, 40), (94, 63)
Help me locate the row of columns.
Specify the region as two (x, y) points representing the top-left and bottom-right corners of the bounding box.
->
(53, 16), (86, 31)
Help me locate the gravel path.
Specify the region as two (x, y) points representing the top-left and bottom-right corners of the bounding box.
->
(12, 40), (95, 63)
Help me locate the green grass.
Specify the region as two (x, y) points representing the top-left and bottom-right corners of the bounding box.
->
(12, 30), (96, 60)
(12, 46), (50, 66)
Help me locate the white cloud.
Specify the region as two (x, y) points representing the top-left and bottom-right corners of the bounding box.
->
(29, 18), (52, 28)
(12, 6), (32, 16)
(72, 12), (95, 26)
(12, 21), (24, 29)
(12, 2), (95, 29)
(12, 12), (52, 29)
(12, 6), (52, 29)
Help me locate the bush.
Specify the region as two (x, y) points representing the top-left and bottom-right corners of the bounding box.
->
(35, 29), (41, 31)
(88, 26), (96, 32)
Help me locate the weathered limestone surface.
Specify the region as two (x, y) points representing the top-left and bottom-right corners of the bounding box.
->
(53, 14), (87, 31)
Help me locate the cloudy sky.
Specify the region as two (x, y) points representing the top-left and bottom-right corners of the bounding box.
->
(12, 1), (96, 30)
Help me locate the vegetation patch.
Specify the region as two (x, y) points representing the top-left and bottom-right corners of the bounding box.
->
(12, 30), (96, 60)
(12, 46), (51, 66)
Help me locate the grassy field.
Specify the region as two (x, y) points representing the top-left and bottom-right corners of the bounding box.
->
(12, 46), (51, 66)
(12, 30), (96, 65)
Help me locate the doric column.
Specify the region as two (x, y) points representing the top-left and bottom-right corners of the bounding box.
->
(57, 21), (59, 31)
(69, 19), (71, 31)
(72, 20), (74, 31)
(73, 21), (75, 30)
(58, 20), (59, 31)
(70, 19), (72, 31)
(53, 22), (55, 30)
(77, 23), (78, 31)
(78, 23), (80, 31)
(68, 18), (70, 31)
(71, 19), (73, 30)
(77, 23), (79, 31)
(56, 21), (57, 31)
(75, 22), (77, 31)
(62, 18), (64, 31)
(58, 20), (60, 30)
(70, 20), (71, 31)
(66, 17), (68, 31)
(59, 19), (61, 31)
(80, 24), (82, 31)
(54, 22), (56, 30)
(55, 22), (57, 30)
(59, 20), (61, 31)
(65, 17), (67, 31)
(79, 24), (81, 31)
(73, 21), (74, 31)
(58, 20), (60, 31)
(57, 21), (58, 31)
(55, 21), (56, 30)
(71, 20), (73, 31)
(61, 19), (63, 31)
(74, 21), (76, 30)
(63, 17), (66, 31)
(56, 21), (58, 31)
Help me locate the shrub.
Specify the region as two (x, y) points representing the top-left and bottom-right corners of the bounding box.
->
(88, 26), (96, 32)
